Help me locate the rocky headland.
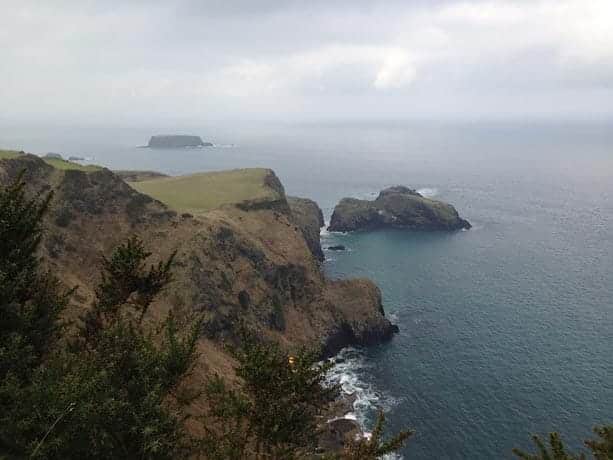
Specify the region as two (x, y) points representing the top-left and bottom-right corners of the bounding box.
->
(146, 134), (213, 148)
(329, 185), (471, 232)
(0, 153), (396, 361)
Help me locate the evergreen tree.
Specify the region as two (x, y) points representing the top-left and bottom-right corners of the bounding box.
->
(20, 236), (201, 459)
(339, 411), (413, 460)
(514, 426), (613, 460)
(0, 172), (69, 382)
(202, 335), (336, 459)
(585, 427), (613, 460)
(0, 172), (201, 460)
(0, 173), (71, 456)
(513, 433), (585, 460)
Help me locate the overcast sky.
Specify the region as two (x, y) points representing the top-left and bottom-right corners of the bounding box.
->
(2, 0), (612, 123)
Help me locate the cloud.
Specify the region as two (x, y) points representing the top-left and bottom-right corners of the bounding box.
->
(0, 0), (612, 122)
(374, 49), (417, 90)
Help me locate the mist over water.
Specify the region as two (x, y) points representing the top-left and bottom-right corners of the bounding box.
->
(2, 121), (612, 458)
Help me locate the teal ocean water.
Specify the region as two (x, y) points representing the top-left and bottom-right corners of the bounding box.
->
(2, 121), (612, 458)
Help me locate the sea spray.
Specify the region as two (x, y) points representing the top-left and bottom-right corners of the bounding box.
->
(326, 348), (403, 458)
(416, 187), (438, 198)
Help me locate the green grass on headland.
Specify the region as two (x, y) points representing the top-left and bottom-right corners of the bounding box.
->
(0, 150), (22, 159)
(130, 168), (278, 214)
(43, 158), (102, 172)
(0, 149), (102, 171)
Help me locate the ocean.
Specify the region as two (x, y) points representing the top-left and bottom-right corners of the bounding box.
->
(2, 120), (612, 458)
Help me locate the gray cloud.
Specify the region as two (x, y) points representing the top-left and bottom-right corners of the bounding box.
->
(1, 0), (612, 123)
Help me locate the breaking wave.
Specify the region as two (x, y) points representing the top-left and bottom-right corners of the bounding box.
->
(416, 187), (438, 198)
(326, 348), (403, 458)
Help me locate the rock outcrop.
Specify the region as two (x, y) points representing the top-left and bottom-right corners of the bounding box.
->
(147, 135), (212, 148)
(288, 196), (325, 261)
(329, 185), (471, 232)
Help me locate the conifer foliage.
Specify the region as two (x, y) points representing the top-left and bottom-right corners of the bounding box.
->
(0, 172), (68, 382)
(514, 427), (613, 460)
(202, 335), (336, 459)
(339, 411), (413, 460)
(0, 173), (200, 459)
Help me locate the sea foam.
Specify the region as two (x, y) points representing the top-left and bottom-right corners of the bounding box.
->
(326, 348), (403, 458)
(416, 187), (438, 198)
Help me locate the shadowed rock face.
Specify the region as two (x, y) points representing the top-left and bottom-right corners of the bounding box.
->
(329, 186), (471, 232)
(147, 135), (212, 148)
(288, 196), (325, 262)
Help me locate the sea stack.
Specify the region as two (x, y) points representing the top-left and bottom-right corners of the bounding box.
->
(329, 185), (471, 232)
(147, 135), (213, 149)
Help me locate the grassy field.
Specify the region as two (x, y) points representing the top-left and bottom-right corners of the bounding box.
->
(0, 150), (22, 159)
(130, 168), (278, 214)
(43, 158), (102, 172)
(0, 150), (101, 171)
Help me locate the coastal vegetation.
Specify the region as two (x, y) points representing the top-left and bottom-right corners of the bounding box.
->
(0, 174), (199, 458)
(0, 163), (408, 458)
(0, 150), (100, 171)
(130, 168), (282, 214)
(514, 428), (613, 460)
(40, 158), (101, 172)
(0, 149), (23, 159)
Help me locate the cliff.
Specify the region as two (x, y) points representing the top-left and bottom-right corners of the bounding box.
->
(0, 154), (396, 368)
(329, 185), (471, 232)
(287, 196), (326, 262)
(147, 135), (213, 148)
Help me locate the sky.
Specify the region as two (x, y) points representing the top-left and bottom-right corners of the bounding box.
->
(1, 0), (613, 123)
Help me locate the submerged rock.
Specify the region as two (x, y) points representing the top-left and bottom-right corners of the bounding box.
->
(328, 245), (346, 251)
(147, 135), (212, 149)
(329, 185), (471, 232)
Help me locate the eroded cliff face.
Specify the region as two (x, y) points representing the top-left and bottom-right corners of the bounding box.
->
(0, 154), (395, 365)
(287, 196), (326, 262)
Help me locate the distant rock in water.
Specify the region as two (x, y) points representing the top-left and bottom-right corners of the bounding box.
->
(44, 153), (63, 160)
(147, 135), (213, 149)
(68, 156), (85, 161)
(328, 185), (471, 232)
(328, 245), (346, 251)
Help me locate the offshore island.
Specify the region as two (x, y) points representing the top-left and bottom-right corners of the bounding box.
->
(145, 134), (213, 148)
